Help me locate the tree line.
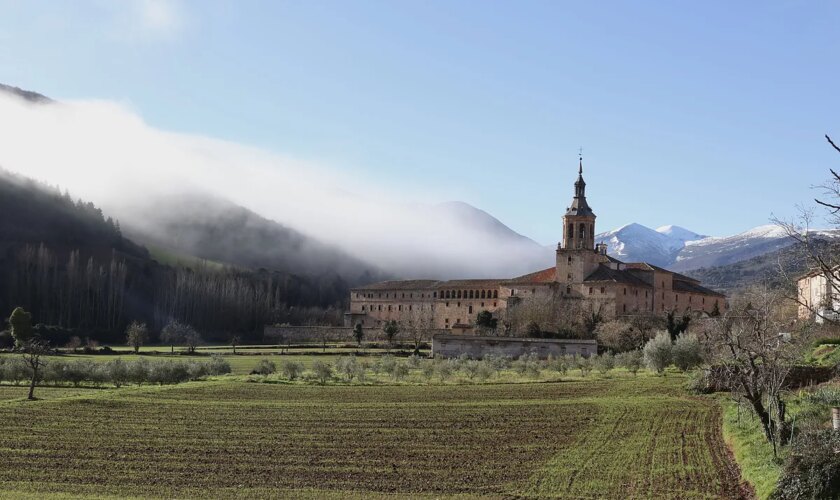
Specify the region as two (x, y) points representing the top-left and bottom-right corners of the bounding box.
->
(1, 244), (351, 343)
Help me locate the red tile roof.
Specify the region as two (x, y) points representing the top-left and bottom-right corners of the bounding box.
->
(505, 267), (556, 284)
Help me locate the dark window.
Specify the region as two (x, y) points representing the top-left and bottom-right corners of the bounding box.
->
(589, 287), (593, 294)
(600, 287), (605, 294)
(566, 286), (571, 294)
(623, 288), (627, 295)
(493, 290), (498, 298)
(568, 256), (572, 264)
(468, 306), (473, 314)
(623, 304), (627, 312)
(567, 223), (574, 238)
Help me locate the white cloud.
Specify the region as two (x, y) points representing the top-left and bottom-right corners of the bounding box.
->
(0, 94), (552, 279)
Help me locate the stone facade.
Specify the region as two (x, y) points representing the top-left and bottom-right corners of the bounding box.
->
(796, 267), (840, 322)
(347, 159), (726, 331)
(432, 335), (597, 359)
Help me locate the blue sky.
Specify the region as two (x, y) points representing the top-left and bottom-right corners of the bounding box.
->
(1, 0), (839, 244)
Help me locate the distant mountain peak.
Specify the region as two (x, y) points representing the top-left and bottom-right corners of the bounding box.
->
(598, 221), (840, 273)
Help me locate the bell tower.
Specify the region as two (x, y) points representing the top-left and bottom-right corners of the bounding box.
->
(556, 155), (600, 289)
(561, 157), (596, 250)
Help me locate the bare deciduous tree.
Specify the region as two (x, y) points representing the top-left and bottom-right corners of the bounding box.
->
(503, 293), (583, 337)
(700, 286), (812, 457)
(125, 321), (148, 354)
(773, 135), (840, 322)
(22, 339), (49, 400)
(406, 306), (435, 352)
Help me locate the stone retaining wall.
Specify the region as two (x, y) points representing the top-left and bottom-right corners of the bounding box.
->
(263, 325), (444, 344)
(432, 335), (597, 359)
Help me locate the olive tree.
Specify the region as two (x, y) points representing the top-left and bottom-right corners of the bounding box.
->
(643, 331), (672, 375)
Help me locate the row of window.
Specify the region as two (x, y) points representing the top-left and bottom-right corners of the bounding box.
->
(357, 289), (499, 300)
(361, 302), (497, 313)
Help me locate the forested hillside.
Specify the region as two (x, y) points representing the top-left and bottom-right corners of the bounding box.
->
(0, 170), (361, 342)
(123, 192), (383, 284)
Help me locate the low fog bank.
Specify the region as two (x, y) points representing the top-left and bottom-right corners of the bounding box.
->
(0, 93), (554, 280)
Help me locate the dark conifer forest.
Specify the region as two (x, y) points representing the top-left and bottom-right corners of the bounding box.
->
(0, 169), (366, 342)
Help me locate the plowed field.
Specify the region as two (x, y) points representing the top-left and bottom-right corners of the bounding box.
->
(0, 377), (745, 499)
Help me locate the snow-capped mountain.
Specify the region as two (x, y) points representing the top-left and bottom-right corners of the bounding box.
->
(671, 224), (814, 272)
(596, 223), (705, 267)
(597, 223), (840, 272)
(655, 225), (707, 245)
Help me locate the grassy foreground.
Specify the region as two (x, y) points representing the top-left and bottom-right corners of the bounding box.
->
(0, 373), (744, 499)
(721, 400), (781, 499)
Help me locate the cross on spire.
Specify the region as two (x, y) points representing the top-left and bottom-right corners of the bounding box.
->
(578, 147), (583, 174)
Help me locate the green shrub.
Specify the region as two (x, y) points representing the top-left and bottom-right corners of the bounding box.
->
(421, 361), (435, 380)
(280, 360), (304, 380)
(616, 350), (643, 375)
(128, 358), (149, 386)
(310, 361), (333, 384)
(252, 359), (276, 376)
(461, 359), (480, 380)
(575, 355), (592, 377)
(813, 337), (840, 347)
(672, 333), (704, 371)
(593, 353), (615, 376)
(643, 331), (672, 375)
(513, 353), (541, 378)
(374, 355), (396, 375)
(207, 355), (232, 375)
(482, 354), (510, 372)
(105, 359), (130, 387)
(389, 362), (409, 381)
(336, 356), (365, 382)
(772, 430), (840, 500)
(436, 360), (454, 381)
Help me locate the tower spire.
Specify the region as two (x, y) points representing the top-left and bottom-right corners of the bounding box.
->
(578, 147), (583, 174)
(562, 153), (596, 250)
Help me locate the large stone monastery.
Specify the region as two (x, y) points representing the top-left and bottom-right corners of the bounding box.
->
(346, 160), (725, 331)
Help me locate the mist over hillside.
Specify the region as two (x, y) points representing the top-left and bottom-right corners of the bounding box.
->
(0, 84), (553, 281)
(0, 169), (357, 338)
(121, 191), (385, 284)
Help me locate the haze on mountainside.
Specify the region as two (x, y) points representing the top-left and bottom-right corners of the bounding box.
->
(0, 83), (831, 283)
(0, 85), (550, 280)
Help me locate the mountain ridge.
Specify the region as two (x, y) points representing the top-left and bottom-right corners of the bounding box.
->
(598, 221), (840, 273)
